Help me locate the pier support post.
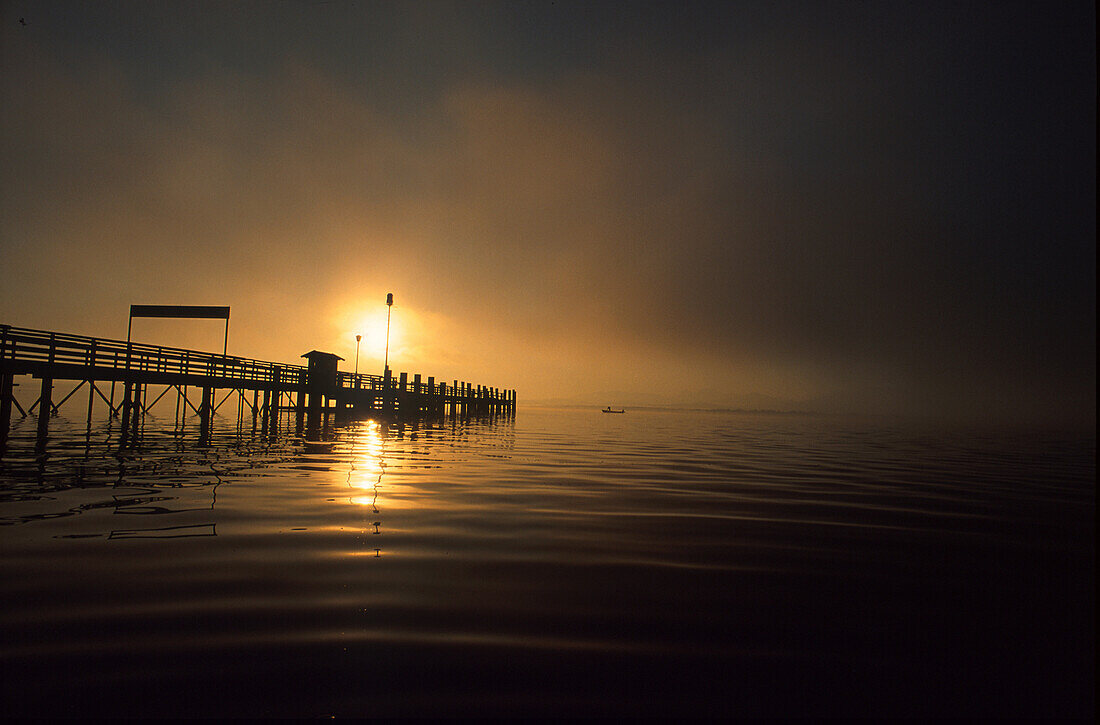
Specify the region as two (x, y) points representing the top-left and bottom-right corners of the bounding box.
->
(382, 368), (393, 416)
(36, 377), (53, 442)
(86, 379), (95, 429)
(267, 368), (278, 436)
(120, 381), (133, 439)
(180, 385), (187, 430)
(130, 382), (142, 439)
(306, 391), (322, 438)
(199, 386), (213, 443)
(261, 389), (270, 436)
(399, 372), (408, 417)
(0, 373), (12, 443)
(270, 389), (280, 436)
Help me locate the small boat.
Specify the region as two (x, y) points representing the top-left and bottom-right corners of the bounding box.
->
(601, 406), (625, 414)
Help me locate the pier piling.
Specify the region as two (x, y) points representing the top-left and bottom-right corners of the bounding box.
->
(199, 386), (213, 443)
(0, 373), (12, 442)
(36, 377), (53, 441)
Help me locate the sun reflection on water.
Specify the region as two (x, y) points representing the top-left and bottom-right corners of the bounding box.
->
(347, 419), (386, 510)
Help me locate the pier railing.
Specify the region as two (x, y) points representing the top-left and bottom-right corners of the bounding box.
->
(336, 371), (386, 390)
(1, 326), (510, 400)
(0, 325), (306, 386)
(334, 372), (483, 400)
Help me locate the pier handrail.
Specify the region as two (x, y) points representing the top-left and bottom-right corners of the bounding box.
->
(0, 324), (306, 386)
(336, 370), (386, 390)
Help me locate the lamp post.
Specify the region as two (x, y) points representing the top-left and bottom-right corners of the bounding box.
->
(384, 293), (393, 373)
(354, 334), (361, 376)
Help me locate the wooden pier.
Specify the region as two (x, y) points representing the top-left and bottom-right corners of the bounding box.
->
(0, 324), (515, 446)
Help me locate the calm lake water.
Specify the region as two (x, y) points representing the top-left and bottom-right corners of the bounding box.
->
(1, 406), (1093, 717)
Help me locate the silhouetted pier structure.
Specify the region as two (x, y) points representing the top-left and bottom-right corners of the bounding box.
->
(0, 325), (516, 446)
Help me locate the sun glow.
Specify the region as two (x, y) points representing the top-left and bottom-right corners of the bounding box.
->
(342, 306), (404, 371)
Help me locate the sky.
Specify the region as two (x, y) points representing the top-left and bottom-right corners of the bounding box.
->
(1, 1), (1095, 426)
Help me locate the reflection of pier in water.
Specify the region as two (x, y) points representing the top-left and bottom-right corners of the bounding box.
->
(108, 523), (217, 539)
(1, 324), (516, 449)
(3, 412), (514, 558)
(1, 446), (228, 538)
